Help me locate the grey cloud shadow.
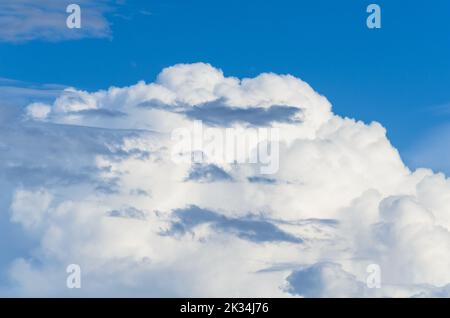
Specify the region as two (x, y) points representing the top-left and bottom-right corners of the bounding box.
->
(138, 98), (303, 127)
(185, 164), (233, 183)
(0, 121), (154, 189)
(67, 109), (127, 118)
(184, 100), (303, 127)
(107, 206), (147, 220)
(247, 176), (277, 184)
(163, 205), (303, 244)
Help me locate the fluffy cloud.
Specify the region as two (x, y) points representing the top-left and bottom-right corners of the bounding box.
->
(1, 63), (450, 297)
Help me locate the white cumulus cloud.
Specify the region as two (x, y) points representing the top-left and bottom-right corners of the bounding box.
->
(1, 63), (450, 297)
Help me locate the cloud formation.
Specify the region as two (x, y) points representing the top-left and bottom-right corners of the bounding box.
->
(1, 63), (450, 297)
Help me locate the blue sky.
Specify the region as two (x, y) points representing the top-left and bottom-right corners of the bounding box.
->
(1, 0), (449, 172)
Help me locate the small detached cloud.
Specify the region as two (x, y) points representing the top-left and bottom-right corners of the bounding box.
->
(0, 0), (115, 43)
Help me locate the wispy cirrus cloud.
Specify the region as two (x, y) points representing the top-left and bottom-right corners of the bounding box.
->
(0, 77), (65, 103)
(0, 0), (115, 43)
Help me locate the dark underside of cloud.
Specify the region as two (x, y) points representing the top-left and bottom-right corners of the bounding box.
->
(285, 262), (365, 297)
(139, 98), (303, 127)
(185, 164), (233, 183)
(165, 205), (303, 244)
(183, 103), (302, 127)
(0, 121), (152, 189)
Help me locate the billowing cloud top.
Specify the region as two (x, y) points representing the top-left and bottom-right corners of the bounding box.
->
(1, 63), (449, 297)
